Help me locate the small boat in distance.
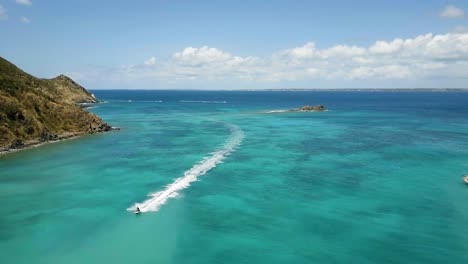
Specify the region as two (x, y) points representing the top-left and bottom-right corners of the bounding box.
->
(463, 176), (468, 185)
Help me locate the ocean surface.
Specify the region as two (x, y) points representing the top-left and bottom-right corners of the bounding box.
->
(1, 90), (468, 263)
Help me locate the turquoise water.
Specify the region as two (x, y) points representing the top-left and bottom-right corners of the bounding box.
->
(1, 91), (468, 263)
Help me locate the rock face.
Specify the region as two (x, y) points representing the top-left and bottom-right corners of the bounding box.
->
(0, 57), (112, 152)
(299, 105), (326, 111)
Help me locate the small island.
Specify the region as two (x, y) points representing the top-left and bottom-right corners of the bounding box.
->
(287, 105), (327, 112)
(265, 105), (327, 114)
(0, 57), (113, 155)
(297, 105), (326, 112)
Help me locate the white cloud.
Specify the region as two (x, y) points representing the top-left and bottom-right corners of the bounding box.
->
(173, 46), (233, 65)
(167, 46), (261, 80)
(20, 16), (30, 24)
(282, 42), (317, 59)
(0, 5), (8, 20)
(70, 32), (468, 88)
(349, 65), (411, 80)
(144, 56), (156, 65)
(369, 39), (404, 54)
(322, 45), (366, 58)
(16, 0), (32, 6)
(439, 5), (464, 18)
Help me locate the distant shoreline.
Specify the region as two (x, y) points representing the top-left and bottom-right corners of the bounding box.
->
(90, 88), (468, 92)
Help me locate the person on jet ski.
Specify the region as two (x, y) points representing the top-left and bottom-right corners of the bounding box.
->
(136, 207), (141, 213)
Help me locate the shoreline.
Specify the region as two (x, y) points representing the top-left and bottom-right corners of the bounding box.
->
(0, 132), (87, 156)
(0, 127), (120, 157)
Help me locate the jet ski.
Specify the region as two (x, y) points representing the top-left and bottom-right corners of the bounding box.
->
(134, 207), (142, 215)
(463, 176), (468, 185)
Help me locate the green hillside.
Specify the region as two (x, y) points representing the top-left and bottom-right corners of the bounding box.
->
(0, 57), (111, 151)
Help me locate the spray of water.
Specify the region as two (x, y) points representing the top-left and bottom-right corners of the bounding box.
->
(127, 123), (244, 213)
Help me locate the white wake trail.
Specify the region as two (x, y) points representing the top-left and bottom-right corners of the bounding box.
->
(128, 123), (244, 213)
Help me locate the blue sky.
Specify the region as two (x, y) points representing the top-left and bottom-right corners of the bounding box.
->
(1, 0), (467, 89)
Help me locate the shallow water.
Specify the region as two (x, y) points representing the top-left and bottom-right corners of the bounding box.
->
(1, 91), (468, 263)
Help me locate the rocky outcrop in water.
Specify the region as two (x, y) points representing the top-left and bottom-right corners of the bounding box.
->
(0, 57), (112, 153)
(299, 105), (326, 111)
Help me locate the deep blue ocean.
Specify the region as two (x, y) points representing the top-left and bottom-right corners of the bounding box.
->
(1, 90), (468, 263)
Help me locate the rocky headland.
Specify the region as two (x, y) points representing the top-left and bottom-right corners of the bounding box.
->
(0, 57), (114, 155)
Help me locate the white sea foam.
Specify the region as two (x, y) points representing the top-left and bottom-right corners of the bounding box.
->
(179, 100), (227, 104)
(128, 123), (244, 213)
(110, 100), (162, 103)
(264, 109), (290, 114)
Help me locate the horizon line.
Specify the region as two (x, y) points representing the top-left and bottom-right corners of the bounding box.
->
(88, 88), (468, 92)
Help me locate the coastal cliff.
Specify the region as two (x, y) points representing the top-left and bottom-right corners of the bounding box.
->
(0, 57), (112, 153)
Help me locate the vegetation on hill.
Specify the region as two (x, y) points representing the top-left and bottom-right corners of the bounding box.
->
(0, 57), (111, 151)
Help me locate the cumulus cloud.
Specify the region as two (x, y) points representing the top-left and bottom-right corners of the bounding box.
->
(173, 46), (234, 65)
(0, 5), (8, 20)
(20, 16), (30, 24)
(168, 46), (260, 80)
(282, 42), (317, 59)
(349, 65), (411, 80)
(280, 42), (366, 59)
(439, 5), (464, 18)
(70, 32), (468, 88)
(16, 0), (32, 6)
